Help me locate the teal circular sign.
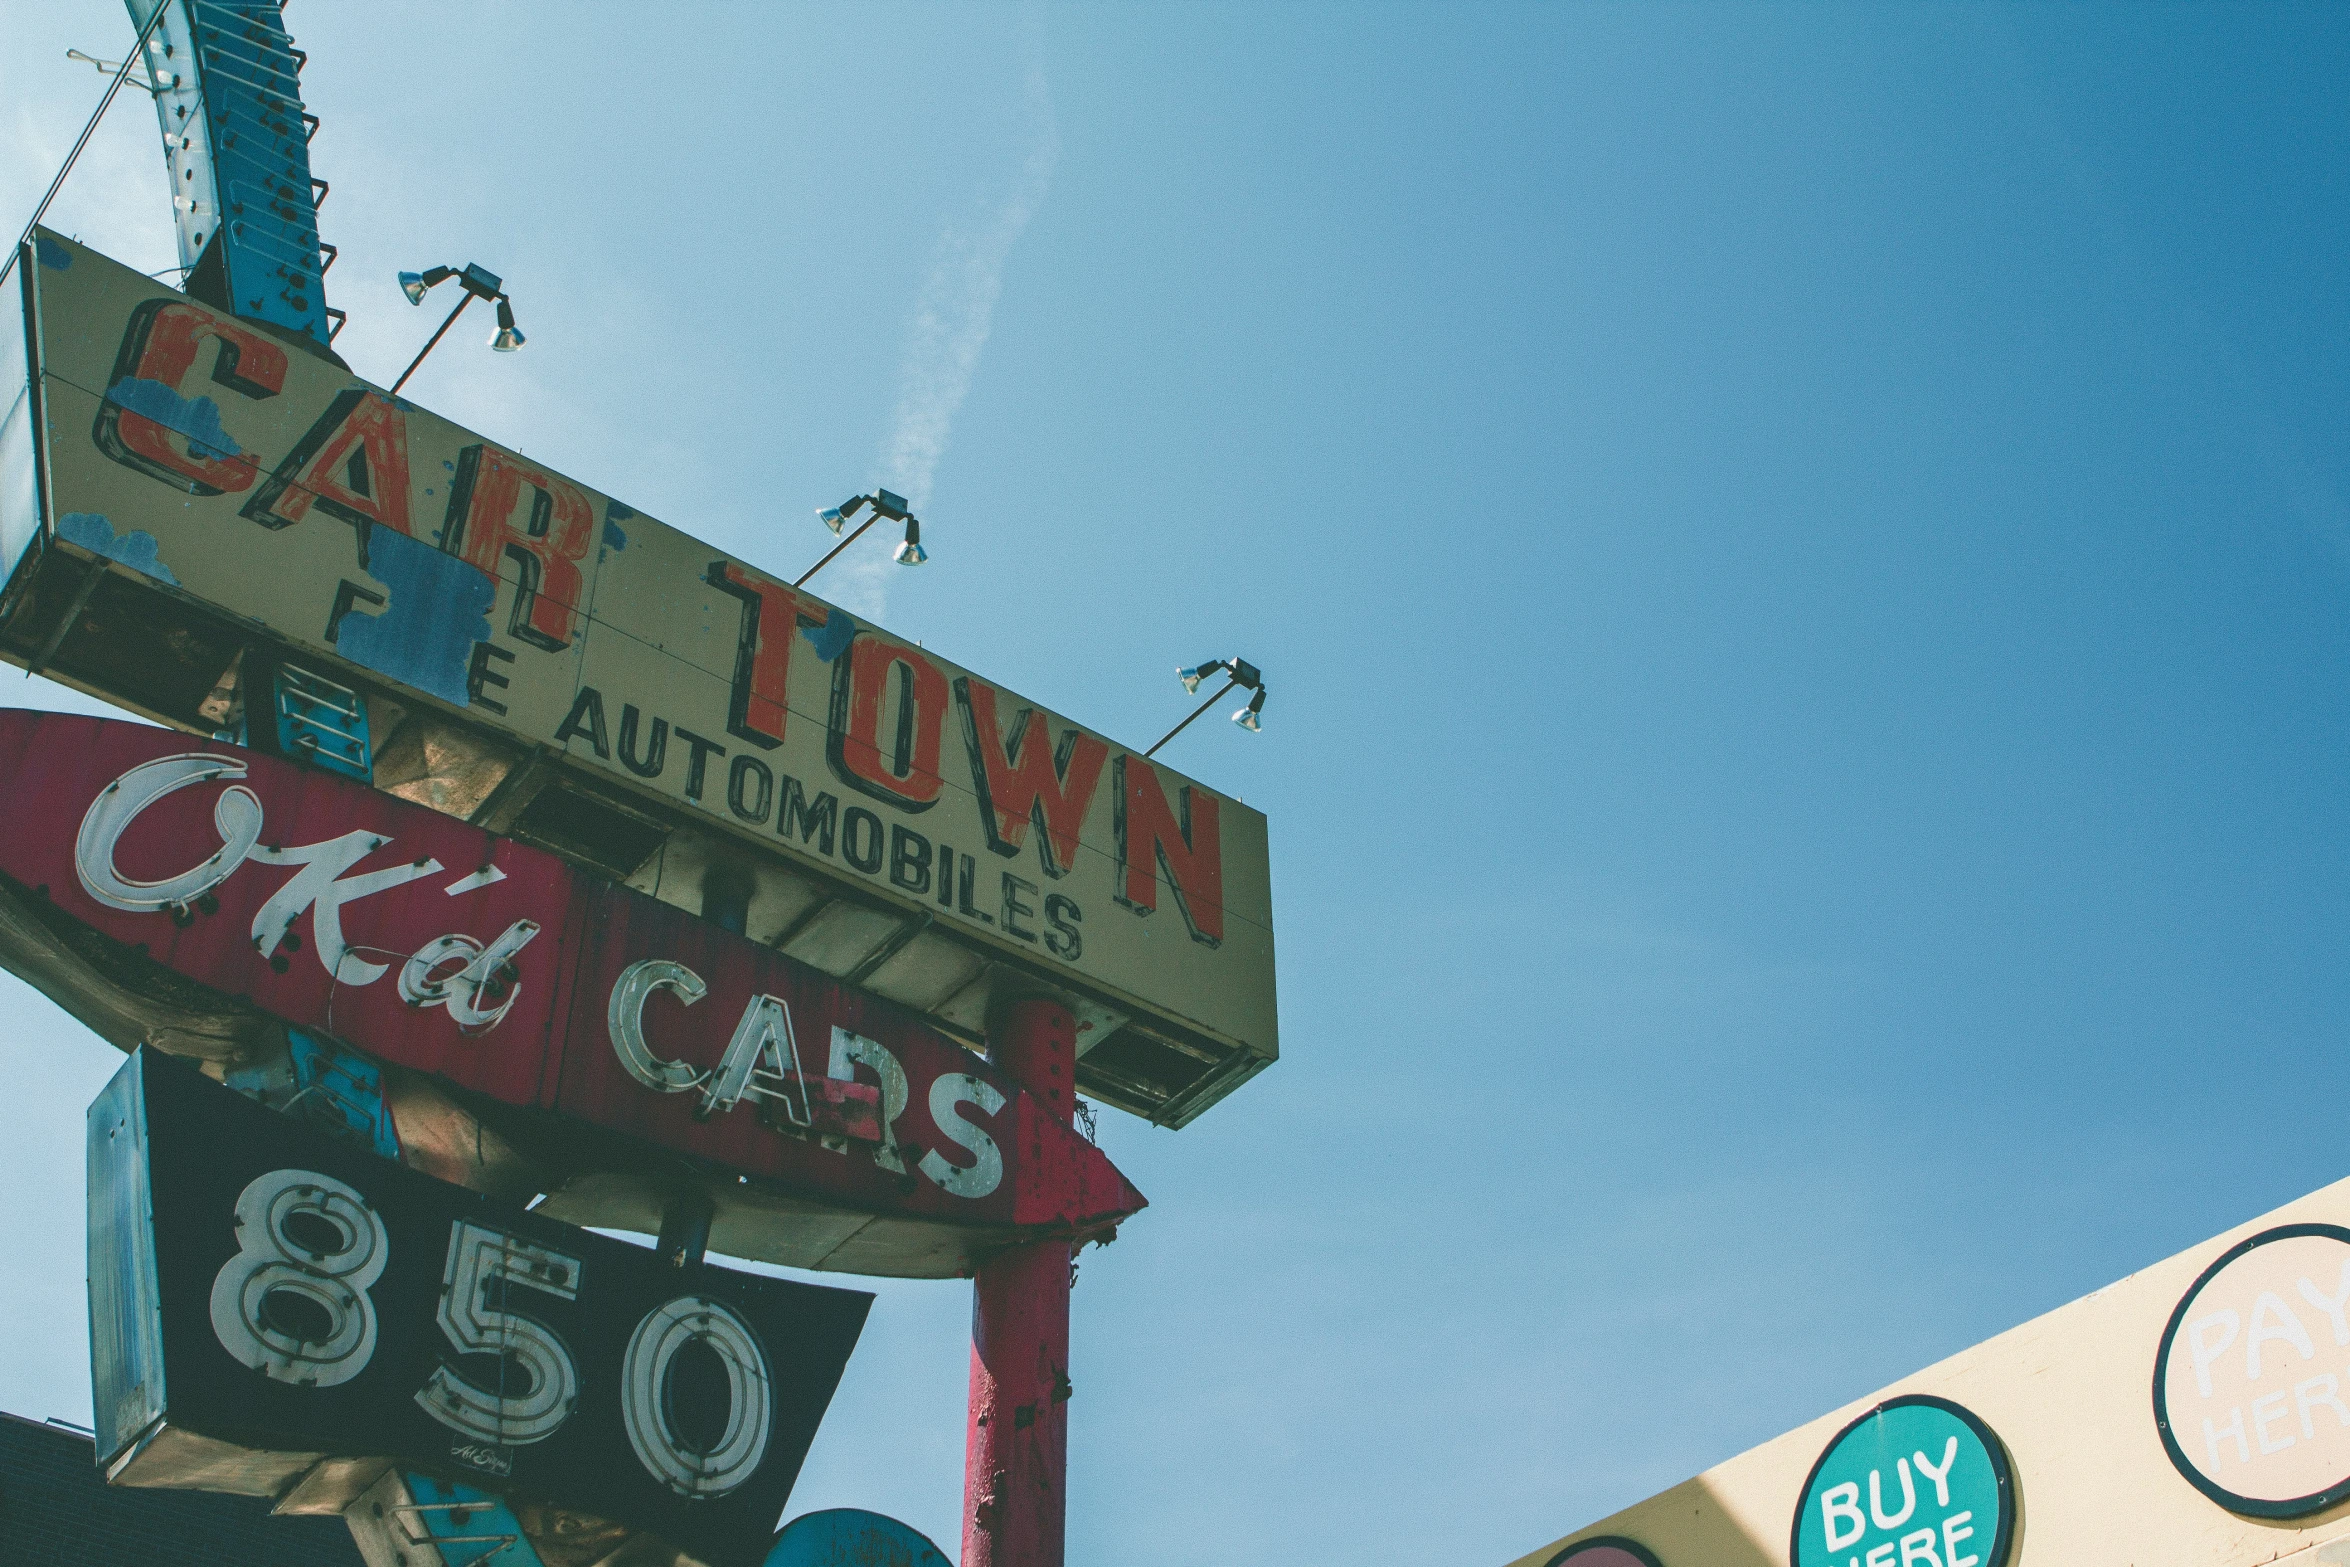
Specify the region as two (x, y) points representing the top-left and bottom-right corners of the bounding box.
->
(1791, 1395), (2015, 1567)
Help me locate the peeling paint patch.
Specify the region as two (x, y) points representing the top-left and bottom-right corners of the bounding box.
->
(58, 513), (178, 585)
(337, 524), (495, 706)
(33, 236), (71, 271)
(804, 605), (858, 662)
(104, 377), (240, 461)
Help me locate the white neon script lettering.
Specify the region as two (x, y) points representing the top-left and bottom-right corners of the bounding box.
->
(75, 754), (530, 1025)
(76, 753), (263, 911)
(398, 919), (542, 1030)
(604, 963), (998, 1198)
(249, 830), (442, 983)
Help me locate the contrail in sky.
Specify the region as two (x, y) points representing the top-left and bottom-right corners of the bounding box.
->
(837, 15), (1059, 618)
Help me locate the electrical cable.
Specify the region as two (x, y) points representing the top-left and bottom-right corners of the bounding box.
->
(1, 3), (171, 292)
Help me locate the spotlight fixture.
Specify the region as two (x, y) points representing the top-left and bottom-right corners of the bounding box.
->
(894, 516), (928, 566)
(398, 265), (454, 305)
(1147, 656), (1267, 757)
(797, 489), (932, 586)
(817, 495), (870, 536)
(390, 261), (522, 393)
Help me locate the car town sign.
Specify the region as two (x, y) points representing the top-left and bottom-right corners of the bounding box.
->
(7, 230), (1276, 1128)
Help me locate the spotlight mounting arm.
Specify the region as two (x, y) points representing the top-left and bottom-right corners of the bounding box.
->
(390, 260), (522, 394)
(1149, 656), (1269, 757)
(798, 490), (928, 586)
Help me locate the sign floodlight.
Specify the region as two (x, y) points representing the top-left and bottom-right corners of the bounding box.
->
(1148, 656), (1267, 756)
(391, 261), (522, 392)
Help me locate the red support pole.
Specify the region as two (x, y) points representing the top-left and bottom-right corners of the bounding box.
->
(964, 996), (1077, 1567)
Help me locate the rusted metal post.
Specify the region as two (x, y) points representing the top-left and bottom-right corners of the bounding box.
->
(964, 996), (1076, 1567)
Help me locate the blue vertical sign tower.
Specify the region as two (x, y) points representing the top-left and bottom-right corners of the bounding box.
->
(125, 0), (335, 347)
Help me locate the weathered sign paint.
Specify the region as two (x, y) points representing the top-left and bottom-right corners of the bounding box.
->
(2154, 1224), (2350, 1518)
(1789, 1397), (2011, 1567)
(6, 230), (1274, 1126)
(1, 709), (1143, 1269)
(90, 1048), (871, 1567)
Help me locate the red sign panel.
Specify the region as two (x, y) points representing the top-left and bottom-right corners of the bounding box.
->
(0, 711), (1142, 1245)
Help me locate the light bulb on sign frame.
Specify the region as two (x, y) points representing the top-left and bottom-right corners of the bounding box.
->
(894, 516), (927, 566)
(398, 265), (455, 305)
(1178, 659), (1227, 695)
(817, 495), (869, 536)
(490, 296), (525, 352)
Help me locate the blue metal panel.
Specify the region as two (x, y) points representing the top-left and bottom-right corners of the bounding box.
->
(126, 0), (332, 345)
(402, 1474), (550, 1567)
(224, 1028), (401, 1158)
(270, 659), (373, 778)
(85, 1053), (166, 1470)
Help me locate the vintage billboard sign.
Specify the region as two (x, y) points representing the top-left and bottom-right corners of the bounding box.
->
(90, 1048), (872, 1567)
(3, 230), (1273, 1127)
(2154, 1224), (2350, 1518)
(1, 708), (1143, 1275)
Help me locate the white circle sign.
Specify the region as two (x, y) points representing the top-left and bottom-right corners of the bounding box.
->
(2156, 1225), (2350, 1516)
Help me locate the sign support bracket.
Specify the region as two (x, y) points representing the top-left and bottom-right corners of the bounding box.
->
(26, 553), (109, 678)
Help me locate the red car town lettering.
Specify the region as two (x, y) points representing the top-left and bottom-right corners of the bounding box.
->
(830, 636), (950, 809)
(442, 442), (595, 650)
(93, 298), (286, 495)
(243, 388), (414, 533)
(956, 675), (1109, 879)
(706, 561), (815, 750)
(1112, 753), (1225, 947)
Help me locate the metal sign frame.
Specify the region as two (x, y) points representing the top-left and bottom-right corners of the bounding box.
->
(4, 230), (1275, 1129)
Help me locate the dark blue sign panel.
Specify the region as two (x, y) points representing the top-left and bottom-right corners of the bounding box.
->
(88, 1050), (871, 1567)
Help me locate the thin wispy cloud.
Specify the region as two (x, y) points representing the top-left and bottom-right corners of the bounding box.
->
(3, 87), (176, 276)
(835, 12), (1059, 621)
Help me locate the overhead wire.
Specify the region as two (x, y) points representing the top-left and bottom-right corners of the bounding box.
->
(1, 3), (171, 292)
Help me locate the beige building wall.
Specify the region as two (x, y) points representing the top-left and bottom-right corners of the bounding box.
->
(1510, 1174), (2350, 1567)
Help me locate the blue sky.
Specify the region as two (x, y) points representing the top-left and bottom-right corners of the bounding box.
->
(3, 4), (2348, 1563)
